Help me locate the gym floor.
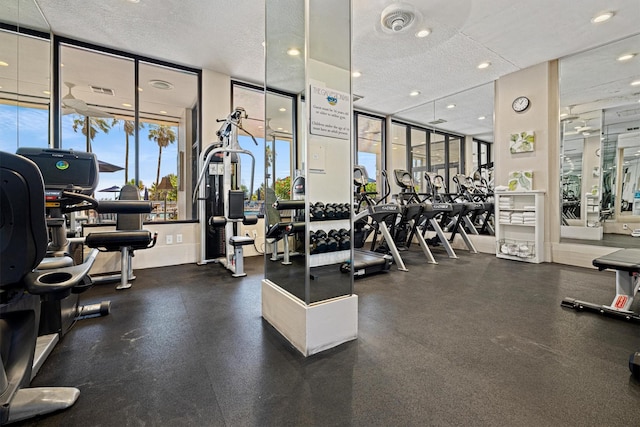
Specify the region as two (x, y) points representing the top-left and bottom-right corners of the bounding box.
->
(20, 248), (640, 426)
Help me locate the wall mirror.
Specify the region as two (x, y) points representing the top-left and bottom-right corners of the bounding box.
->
(559, 34), (640, 247)
(392, 82), (494, 195)
(0, 1), (51, 153)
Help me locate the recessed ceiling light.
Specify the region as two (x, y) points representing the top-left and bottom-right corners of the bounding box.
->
(409, 90), (420, 97)
(159, 110), (167, 114)
(60, 63), (64, 67)
(258, 125), (264, 129)
(42, 90), (50, 95)
(478, 116), (486, 120)
(591, 11), (614, 23)
(631, 80), (640, 86)
(148, 79), (174, 90)
(392, 146), (398, 150)
(0, 61), (8, 67)
(477, 62), (491, 69)
(138, 87), (143, 92)
(559, 112), (568, 118)
(393, 136), (398, 140)
(446, 104), (456, 109)
(352, 71), (362, 78)
(618, 53), (636, 61)
(126, 0), (140, 3)
(279, 107), (286, 112)
(583, 132), (591, 136)
(122, 103), (132, 107)
(415, 29), (431, 38)
(277, 127), (283, 131)
(287, 48), (300, 56)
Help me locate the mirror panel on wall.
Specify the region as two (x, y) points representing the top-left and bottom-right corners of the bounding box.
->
(0, 29), (50, 153)
(559, 33), (640, 247)
(393, 82), (494, 190)
(355, 113), (383, 198)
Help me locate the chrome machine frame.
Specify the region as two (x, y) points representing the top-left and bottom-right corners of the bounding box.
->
(193, 108), (257, 275)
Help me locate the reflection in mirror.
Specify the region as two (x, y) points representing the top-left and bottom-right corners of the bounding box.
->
(559, 34), (640, 247)
(392, 82), (494, 192)
(264, 0), (306, 301)
(560, 110), (602, 233)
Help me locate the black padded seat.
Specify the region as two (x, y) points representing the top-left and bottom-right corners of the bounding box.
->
(84, 184), (156, 290)
(85, 230), (154, 251)
(229, 236), (254, 246)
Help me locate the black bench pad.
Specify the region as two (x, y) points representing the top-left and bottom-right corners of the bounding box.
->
(86, 230), (153, 251)
(593, 248), (640, 273)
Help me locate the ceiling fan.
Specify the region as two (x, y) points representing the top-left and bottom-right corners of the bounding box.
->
(62, 82), (114, 118)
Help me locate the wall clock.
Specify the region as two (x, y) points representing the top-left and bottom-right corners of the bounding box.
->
(512, 96), (530, 113)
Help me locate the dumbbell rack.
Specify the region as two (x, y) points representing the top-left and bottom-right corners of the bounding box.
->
(309, 201), (352, 268)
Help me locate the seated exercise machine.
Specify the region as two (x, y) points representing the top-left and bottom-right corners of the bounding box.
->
(560, 248), (640, 380)
(266, 199), (305, 265)
(15, 149), (117, 374)
(193, 107), (258, 277)
(84, 184), (157, 290)
(1, 150), (99, 423)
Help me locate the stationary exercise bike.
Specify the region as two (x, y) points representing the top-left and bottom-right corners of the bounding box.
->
(1, 150), (101, 423)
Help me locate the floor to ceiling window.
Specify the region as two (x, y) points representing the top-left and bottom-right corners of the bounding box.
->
(56, 39), (199, 221)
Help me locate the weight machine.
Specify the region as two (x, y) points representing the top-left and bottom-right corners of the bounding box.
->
(193, 107), (258, 277)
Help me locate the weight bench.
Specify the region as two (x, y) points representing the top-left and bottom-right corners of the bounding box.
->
(561, 248), (640, 321)
(84, 185), (157, 290)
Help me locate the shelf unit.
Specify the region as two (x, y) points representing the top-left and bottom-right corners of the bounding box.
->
(584, 194), (600, 227)
(495, 190), (545, 263)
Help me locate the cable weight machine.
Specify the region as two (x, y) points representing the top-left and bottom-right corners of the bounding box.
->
(193, 107), (258, 276)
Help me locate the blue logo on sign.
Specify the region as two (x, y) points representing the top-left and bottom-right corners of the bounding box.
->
(327, 96), (337, 106)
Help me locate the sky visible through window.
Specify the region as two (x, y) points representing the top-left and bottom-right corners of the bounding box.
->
(0, 104), (178, 200)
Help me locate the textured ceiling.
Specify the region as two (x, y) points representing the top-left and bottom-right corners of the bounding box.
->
(2, 0), (639, 143)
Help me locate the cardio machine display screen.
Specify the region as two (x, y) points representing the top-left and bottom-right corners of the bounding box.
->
(16, 148), (98, 194)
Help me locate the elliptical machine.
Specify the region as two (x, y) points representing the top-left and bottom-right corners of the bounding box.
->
(193, 107), (258, 277)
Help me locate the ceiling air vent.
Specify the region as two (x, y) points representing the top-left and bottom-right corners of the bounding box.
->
(380, 3), (416, 34)
(89, 85), (115, 96)
(428, 119), (447, 125)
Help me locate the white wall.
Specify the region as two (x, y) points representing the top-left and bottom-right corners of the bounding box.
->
(494, 61), (560, 261)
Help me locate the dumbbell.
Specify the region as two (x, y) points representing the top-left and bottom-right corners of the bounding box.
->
(310, 202), (325, 220)
(324, 203), (337, 219)
(340, 203), (351, 219)
(319, 230), (338, 252)
(338, 228), (351, 250)
(310, 230), (327, 253)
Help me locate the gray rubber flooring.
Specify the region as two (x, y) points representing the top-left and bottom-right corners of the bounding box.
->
(19, 249), (640, 426)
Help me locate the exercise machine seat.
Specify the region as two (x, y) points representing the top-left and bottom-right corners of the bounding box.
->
(1, 151), (97, 424)
(84, 184), (156, 290)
